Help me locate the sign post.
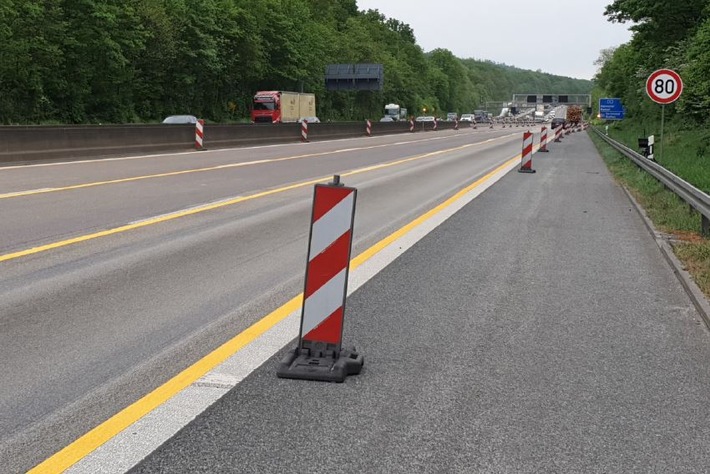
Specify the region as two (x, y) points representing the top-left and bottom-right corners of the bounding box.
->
(646, 69), (683, 161)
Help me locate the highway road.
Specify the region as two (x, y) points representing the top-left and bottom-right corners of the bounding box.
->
(132, 132), (710, 473)
(0, 127), (523, 472)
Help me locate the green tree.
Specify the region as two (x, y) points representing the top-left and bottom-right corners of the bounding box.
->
(0, 0), (66, 123)
(679, 18), (710, 121)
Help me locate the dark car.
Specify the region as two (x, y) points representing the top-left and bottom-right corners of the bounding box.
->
(551, 117), (566, 129)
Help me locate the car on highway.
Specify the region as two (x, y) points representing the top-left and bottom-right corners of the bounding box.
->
(459, 114), (475, 122)
(551, 117), (566, 129)
(379, 116), (395, 122)
(297, 116), (320, 123)
(162, 115), (198, 124)
(415, 116), (436, 122)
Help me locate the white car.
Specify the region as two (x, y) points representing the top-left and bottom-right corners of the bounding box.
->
(297, 116), (320, 123)
(162, 115), (198, 124)
(459, 114), (475, 122)
(415, 116), (436, 122)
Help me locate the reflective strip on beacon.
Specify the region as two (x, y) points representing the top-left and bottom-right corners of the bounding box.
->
(299, 184), (357, 352)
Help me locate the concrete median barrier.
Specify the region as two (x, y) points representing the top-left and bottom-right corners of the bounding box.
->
(0, 120), (420, 165)
(0, 124), (195, 164)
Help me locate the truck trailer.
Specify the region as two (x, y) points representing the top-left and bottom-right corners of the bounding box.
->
(251, 91), (316, 123)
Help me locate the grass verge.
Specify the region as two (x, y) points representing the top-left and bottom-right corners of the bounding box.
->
(588, 129), (710, 298)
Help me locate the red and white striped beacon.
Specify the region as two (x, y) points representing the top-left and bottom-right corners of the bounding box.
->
(195, 119), (204, 150)
(301, 119), (309, 142)
(518, 131), (536, 173)
(554, 125), (563, 142)
(277, 175), (364, 382)
(366, 119), (372, 137)
(539, 126), (549, 152)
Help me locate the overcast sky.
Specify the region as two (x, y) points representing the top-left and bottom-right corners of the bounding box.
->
(356, 0), (633, 80)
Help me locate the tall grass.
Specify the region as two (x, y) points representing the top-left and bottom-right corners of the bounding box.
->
(600, 119), (710, 192)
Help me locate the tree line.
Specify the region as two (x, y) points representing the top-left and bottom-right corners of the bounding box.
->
(595, 0), (710, 126)
(0, 0), (592, 124)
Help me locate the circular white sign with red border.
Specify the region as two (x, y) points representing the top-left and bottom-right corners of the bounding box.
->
(646, 69), (683, 104)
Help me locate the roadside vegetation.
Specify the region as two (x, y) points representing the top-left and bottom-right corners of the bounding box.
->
(589, 131), (710, 296)
(591, 0), (710, 296)
(0, 0), (590, 124)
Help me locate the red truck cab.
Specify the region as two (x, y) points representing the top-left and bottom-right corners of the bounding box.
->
(251, 91), (281, 123)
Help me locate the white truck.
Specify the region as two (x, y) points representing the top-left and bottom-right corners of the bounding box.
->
(384, 103), (407, 121)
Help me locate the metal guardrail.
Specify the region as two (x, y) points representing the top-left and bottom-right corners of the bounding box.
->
(592, 127), (710, 235)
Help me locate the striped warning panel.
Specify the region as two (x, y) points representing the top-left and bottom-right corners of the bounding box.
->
(300, 184), (356, 348)
(301, 120), (309, 142)
(195, 119), (204, 149)
(518, 131), (535, 173)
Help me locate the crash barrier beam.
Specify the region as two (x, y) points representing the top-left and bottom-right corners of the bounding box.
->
(277, 175), (363, 382)
(592, 127), (710, 238)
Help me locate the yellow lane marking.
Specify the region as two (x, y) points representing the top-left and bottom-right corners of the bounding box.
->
(28, 153), (520, 474)
(0, 151), (354, 200)
(0, 133), (514, 200)
(0, 137), (515, 264)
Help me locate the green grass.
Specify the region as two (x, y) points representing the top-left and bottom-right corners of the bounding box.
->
(589, 127), (710, 297)
(600, 119), (710, 192)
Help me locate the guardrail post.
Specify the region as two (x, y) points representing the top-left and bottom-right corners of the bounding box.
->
(702, 215), (710, 237)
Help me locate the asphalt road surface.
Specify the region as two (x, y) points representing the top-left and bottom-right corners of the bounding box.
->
(1, 127), (524, 472)
(131, 132), (710, 473)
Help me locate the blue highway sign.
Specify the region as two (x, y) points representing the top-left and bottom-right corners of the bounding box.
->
(599, 98), (625, 120)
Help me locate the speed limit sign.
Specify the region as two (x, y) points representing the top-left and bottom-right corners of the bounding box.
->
(646, 69), (683, 104)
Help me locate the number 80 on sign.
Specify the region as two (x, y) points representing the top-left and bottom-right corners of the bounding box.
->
(646, 69), (683, 104)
